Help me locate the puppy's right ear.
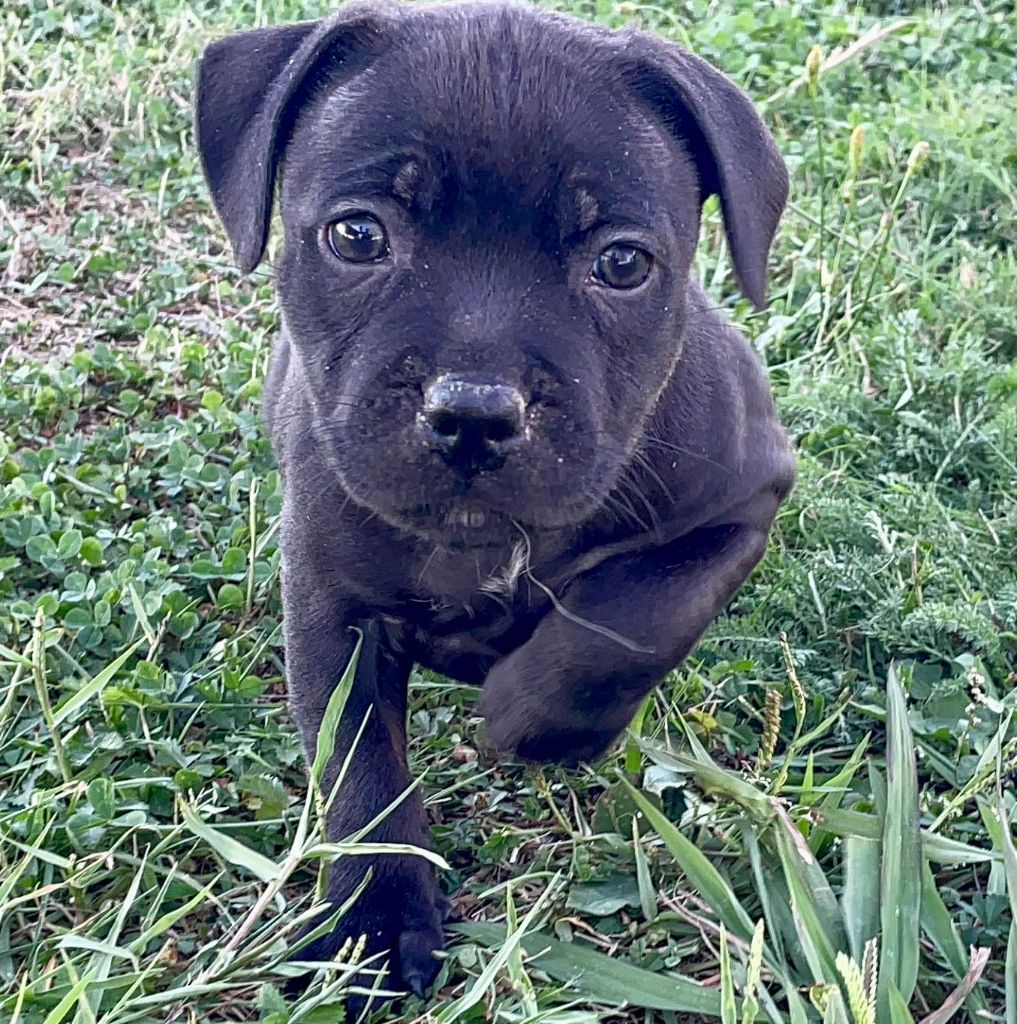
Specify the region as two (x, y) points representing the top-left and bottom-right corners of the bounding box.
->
(195, 6), (390, 272)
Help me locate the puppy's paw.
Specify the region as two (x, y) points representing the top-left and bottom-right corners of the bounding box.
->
(484, 708), (617, 766)
(479, 655), (619, 767)
(291, 858), (445, 1006)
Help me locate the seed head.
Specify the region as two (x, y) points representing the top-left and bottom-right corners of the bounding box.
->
(907, 141), (931, 175)
(806, 46), (823, 97)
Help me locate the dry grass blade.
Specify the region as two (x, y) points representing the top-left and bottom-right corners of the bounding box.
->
(917, 947), (991, 1024)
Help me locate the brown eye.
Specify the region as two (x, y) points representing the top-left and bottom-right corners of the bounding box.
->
(327, 214), (389, 262)
(592, 244), (652, 289)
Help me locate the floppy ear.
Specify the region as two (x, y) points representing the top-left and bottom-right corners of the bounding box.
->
(195, 5), (390, 272)
(624, 35), (788, 308)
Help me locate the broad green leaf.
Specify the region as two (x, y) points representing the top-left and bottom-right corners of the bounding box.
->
(878, 665), (921, 1016)
(455, 922), (722, 1015)
(88, 777), (116, 820)
(566, 874), (641, 917)
(623, 778), (756, 942)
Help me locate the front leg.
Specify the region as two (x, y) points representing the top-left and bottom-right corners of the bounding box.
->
(479, 519), (772, 764)
(283, 573), (444, 998)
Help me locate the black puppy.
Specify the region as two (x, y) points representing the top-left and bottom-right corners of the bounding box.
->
(195, 0), (794, 999)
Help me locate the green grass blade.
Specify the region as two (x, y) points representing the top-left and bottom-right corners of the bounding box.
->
(51, 639), (145, 727)
(841, 835), (880, 963)
(779, 830), (840, 986)
(310, 628), (363, 788)
(815, 806), (998, 864)
(455, 922), (723, 1015)
(129, 877), (221, 952)
(720, 926), (736, 1024)
(622, 778), (756, 942)
(886, 983), (916, 1024)
(1007, 921), (1016, 1024)
(821, 989), (851, 1024)
(877, 664), (921, 1015)
(786, 987), (811, 1024)
(640, 737), (775, 823)
(632, 814), (658, 923)
(774, 805), (848, 954)
(438, 877), (561, 1023)
(919, 859), (988, 1015)
(178, 798), (279, 882)
(40, 974), (95, 1024)
(994, 794), (1017, 1024)
(744, 824), (792, 974)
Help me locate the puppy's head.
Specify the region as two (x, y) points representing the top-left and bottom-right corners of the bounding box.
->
(195, 1), (787, 547)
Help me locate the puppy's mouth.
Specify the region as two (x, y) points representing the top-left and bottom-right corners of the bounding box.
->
(428, 503), (517, 549)
(443, 505), (494, 530)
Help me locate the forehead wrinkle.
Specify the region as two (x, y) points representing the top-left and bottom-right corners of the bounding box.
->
(287, 157), (408, 224)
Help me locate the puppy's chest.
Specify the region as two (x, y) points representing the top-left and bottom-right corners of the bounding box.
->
(413, 539), (530, 615)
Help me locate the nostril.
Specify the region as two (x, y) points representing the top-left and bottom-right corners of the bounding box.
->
(484, 414), (521, 444)
(428, 409), (460, 438)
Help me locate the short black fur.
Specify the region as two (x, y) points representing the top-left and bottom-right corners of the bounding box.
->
(195, 0), (795, 1005)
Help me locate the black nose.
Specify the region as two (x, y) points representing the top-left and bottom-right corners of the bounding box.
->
(420, 377), (526, 474)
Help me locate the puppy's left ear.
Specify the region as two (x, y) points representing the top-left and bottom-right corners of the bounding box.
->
(195, 4), (391, 273)
(624, 35), (788, 308)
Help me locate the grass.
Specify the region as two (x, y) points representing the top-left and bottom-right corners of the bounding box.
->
(1, 0), (1015, 1020)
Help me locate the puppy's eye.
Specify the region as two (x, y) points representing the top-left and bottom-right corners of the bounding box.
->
(591, 244), (652, 289)
(326, 215), (389, 263)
